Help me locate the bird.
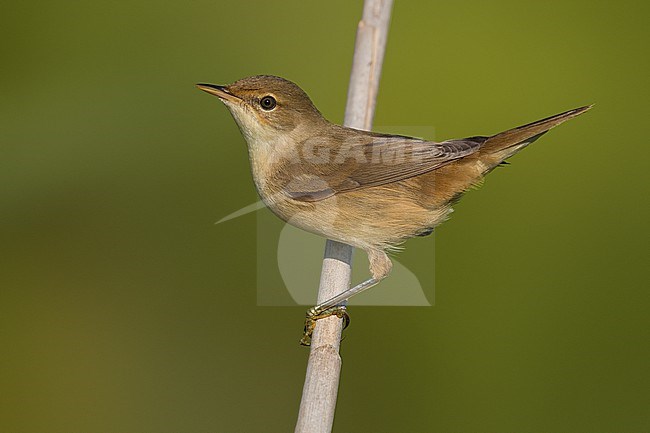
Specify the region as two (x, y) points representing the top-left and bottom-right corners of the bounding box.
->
(197, 75), (591, 343)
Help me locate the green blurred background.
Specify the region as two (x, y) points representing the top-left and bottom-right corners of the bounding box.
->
(1, 0), (648, 431)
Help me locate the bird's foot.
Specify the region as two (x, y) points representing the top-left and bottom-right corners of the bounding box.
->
(300, 305), (350, 346)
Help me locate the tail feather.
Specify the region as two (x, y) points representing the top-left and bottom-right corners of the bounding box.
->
(482, 105), (593, 155)
(417, 104), (592, 209)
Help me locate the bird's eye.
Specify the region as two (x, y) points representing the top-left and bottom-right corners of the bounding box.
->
(260, 96), (277, 111)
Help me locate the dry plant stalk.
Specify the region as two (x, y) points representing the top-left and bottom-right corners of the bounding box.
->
(294, 1), (394, 432)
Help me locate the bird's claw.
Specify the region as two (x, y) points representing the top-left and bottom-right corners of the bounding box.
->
(300, 305), (350, 346)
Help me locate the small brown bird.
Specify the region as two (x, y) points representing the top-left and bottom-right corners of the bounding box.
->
(198, 75), (590, 332)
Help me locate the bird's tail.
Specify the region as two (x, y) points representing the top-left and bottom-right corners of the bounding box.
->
(420, 105), (592, 209)
(480, 105), (593, 163)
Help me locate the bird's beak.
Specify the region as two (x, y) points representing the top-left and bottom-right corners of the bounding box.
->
(196, 83), (241, 103)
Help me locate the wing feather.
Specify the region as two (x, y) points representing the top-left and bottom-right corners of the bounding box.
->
(280, 129), (485, 202)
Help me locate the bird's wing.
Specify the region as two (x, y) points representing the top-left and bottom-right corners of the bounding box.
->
(279, 130), (485, 202)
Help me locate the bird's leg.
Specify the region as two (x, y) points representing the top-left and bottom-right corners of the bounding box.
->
(300, 249), (392, 345)
(311, 248), (392, 314)
(308, 278), (379, 316)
